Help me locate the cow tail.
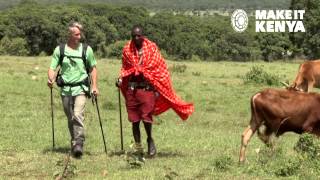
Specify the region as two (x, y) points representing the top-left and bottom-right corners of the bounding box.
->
(250, 93), (261, 132)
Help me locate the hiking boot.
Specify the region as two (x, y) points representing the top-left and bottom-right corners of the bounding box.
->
(132, 143), (144, 162)
(72, 142), (83, 158)
(133, 143), (144, 156)
(147, 138), (156, 157)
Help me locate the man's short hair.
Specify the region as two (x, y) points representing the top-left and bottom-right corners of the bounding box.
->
(131, 25), (143, 34)
(69, 22), (83, 32)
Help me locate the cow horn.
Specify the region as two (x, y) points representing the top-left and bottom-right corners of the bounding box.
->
(281, 81), (290, 88)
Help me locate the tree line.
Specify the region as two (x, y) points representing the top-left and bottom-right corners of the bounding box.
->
(0, 0), (291, 11)
(0, 0), (318, 61)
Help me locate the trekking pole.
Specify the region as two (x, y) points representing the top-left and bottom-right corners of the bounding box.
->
(50, 88), (55, 149)
(118, 88), (124, 151)
(93, 94), (107, 154)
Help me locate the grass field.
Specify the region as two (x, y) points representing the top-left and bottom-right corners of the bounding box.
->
(1, 56), (320, 179)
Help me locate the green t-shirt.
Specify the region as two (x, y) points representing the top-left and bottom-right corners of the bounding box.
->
(50, 43), (97, 96)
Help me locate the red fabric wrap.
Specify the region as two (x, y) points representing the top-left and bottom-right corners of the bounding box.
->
(120, 38), (194, 120)
(125, 89), (156, 123)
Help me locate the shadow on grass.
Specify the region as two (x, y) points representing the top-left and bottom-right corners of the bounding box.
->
(42, 147), (70, 154)
(42, 147), (97, 156)
(107, 150), (184, 158)
(156, 151), (184, 158)
(108, 150), (126, 157)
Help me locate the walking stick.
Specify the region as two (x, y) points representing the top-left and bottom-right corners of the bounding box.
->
(118, 88), (124, 151)
(50, 88), (55, 149)
(93, 95), (107, 154)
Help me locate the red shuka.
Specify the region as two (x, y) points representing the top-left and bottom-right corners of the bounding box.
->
(120, 38), (194, 120)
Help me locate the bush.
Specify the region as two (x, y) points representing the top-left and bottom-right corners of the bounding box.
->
(105, 40), (127, 59)
(274, 159), (300, 177)
(169, 63), (187, 73)
(191, 55), (201, 62)
(38, 51), (47, 56)
(256, 146), (284, 165)
(213, 155), (233, 171)
(243, 65), (281, 86)
(160, 49), (170, 60)
(0, 36), (29, 55)
(294, 134), (320, 158)
(192, 71), (201, 76)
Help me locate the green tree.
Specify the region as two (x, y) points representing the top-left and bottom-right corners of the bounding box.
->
(108, 6), (148, 40)
(106, 40), (127, 58)
(0, 36), (29, 55)
(290, 0), (320, 59)
(256, 33), (291, 61)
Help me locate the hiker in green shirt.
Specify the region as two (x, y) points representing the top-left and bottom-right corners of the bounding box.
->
(47, 22), (98, 158)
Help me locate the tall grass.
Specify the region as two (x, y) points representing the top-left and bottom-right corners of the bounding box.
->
(2, 57), (320, 179)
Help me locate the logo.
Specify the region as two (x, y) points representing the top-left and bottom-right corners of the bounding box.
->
(230, 9), (305, 33)
(231, 9), (248, 33)
(255, 10), (305, 32)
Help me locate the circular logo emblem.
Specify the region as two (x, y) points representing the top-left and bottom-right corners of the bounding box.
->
(231, 9), (248, 32)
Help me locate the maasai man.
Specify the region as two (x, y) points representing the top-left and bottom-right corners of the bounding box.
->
(117, 25), (194, 157)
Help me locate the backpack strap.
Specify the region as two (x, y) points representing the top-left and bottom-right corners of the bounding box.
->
(58, 43), (65, 67)
(80, 43), (91, 98)
(56, 43), (91, 97)
(81, 43), (89, 73)
(56, 43), (65, 82)
(58, 43), (89, 73)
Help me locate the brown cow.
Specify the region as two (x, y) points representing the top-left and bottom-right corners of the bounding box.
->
(291, 60), (320, 92)
(239, 88), (320, 163)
